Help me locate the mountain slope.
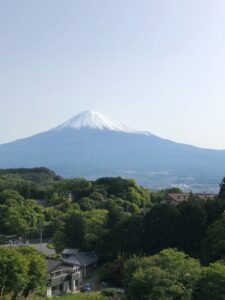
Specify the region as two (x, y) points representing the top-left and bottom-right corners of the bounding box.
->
(0, 111), (224, 191)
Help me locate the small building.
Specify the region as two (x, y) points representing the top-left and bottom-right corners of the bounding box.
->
(161, 193), (191, 204)
(161, 192), (217, 205)
(62, 248), (97, 278)
(195, 193), (217, 201)
(46, 248), (97, 297)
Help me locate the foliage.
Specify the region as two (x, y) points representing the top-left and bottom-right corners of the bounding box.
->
(143, 200), (209, 258)
(0, 191), (43, 235)
(124, 249), (201, 300)
(143, 204), (181, 254)
(3, 168), (225, 300)
(177, 200), (207, 257)
(193, 261), (225, 300)
(0, 167), (61, 186)
(0, 246), (47, 299)
(100, 257), (125, 287)
(0, 175), (42, 199)
(100, 288), (118, 297)
(202, 212), (225, 263)
(0, 247), (28, 298)
(219, 177), (225, 198)
(17, 246), (48, 297)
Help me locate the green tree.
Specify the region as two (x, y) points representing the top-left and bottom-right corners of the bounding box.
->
(129, 266), (181, 300)
(0, 189), (24, 204)
(143, 204), (180, 254)
(65, 178), (92, 201)
(99, 207), (130, 260)
(124, 249), (201, 300)
(193, 262), (225, 300)
(100, 257), (125, 287)
(0, 247), (28, 299)
(69, 213), (86, 248)
(52, 230), (67, 253)
(178, 201), (207, 257)
(18, 246), (47, 299)
(79, 197), (96, 211)
(0, 197), (43, 236)
(219, 177), (225, 198)
(82, 209), (108, 250)
(202, 212), (225, 263)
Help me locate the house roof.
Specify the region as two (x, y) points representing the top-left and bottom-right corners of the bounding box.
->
(166, 193), (190, 203)
(62, 248), (79, 256)
(46, 258), (63, 273)
(62, 248), (97, 267)
(75, 251), (97, 267)
(164, 192), (217, 203)
(63, 255), (81, 266)
(46, 258), (72, 273)
(195, 193), (217, 201)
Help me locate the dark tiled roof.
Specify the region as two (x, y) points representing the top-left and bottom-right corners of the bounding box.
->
(76, 251), (97, 267)
(62, 248), (97, 267)
(46, 258), (63, 272)
(62, 248), (79, 255)
(46, 258), (72, 273)
(63, 255), (81, 266)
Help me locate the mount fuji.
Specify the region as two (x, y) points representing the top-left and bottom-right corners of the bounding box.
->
(0, 110), (225, 191)
(54, 110), (145, 134)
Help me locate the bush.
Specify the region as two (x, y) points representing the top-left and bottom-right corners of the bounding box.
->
(101, 288), (118, 297)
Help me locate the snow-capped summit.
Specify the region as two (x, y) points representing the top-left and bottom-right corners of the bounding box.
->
(55, 110), (149, 134)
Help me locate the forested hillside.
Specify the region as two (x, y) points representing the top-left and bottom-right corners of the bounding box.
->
(1, 168), (225, 299)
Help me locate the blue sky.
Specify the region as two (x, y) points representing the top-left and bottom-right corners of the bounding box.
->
(1, 0), (225, 149)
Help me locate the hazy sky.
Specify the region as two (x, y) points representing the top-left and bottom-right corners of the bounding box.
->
(1, 0), (225, 149)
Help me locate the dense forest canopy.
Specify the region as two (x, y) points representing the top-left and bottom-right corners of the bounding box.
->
(1, 168), (225, 299)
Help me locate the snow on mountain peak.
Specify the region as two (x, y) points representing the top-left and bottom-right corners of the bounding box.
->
(54, 110), (150, 134)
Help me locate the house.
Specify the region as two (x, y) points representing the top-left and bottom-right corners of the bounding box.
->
(62, 248), (97, 277)
(161, 193), (191, 204)
(195, 193), (217, 201)
(161, 192), (217, 205)
(46, 248), (97, 297)
(46, 258), (81, 297)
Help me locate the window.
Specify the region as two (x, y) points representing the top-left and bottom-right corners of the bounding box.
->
(52, 286), (57, 292)
(59, 284), (63, 292)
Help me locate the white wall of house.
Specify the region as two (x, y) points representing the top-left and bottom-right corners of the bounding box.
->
(47, 287), (52, 298)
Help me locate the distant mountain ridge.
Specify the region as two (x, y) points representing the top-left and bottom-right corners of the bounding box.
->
(0, 110), (224, 192)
